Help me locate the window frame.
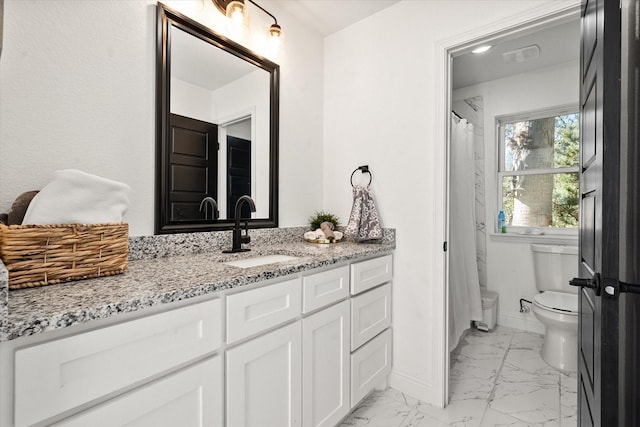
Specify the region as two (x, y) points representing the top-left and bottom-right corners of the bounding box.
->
(496, 104), (580, 235)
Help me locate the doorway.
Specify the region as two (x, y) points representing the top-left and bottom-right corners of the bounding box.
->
(436, 1), (582, 406)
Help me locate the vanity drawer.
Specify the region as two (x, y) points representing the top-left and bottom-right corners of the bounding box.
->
(14, 298), (222, 427)
(350, 255), (392, 295)
(351, 283), (392, 350)
(350, 328), (392, 407)
(227, 278), (302, 344)
(52, 355), (223, 427)
(302, 266), (350, 313)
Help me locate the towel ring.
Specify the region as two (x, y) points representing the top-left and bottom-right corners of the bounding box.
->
(350, 165), (372, 188)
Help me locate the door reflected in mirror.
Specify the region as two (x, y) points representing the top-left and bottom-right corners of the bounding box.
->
(157, 4), (279, 234)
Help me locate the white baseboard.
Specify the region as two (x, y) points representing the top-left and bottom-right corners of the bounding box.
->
(388, 369), (442, 407)
(498, 312), (545, 335)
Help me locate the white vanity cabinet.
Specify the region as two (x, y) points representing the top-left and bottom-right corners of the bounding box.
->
(225, 266), (351, 427)
(0, 253), (393, 427)
(349, 255), (393, 408)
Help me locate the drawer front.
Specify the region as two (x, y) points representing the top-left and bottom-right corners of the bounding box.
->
(350, 328), (392, 407)
(351, 283), (392, 351)
(227, 278), (302, 344)
(53, 356), (223, 427)
(15, 298), (222, 427)
(350, 255), (392, 295)
(302, 266), (350, 314)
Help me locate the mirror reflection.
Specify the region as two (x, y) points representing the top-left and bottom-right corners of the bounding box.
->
(156, 5), (279, 234)
(170, 26), (270, 221)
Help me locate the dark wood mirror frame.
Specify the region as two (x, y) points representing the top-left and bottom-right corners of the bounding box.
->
(156, 4), (279, 234)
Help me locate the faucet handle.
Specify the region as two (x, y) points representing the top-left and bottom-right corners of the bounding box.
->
(240, 221), (251, 244)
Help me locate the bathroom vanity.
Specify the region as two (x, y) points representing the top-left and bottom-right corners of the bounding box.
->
(0, 232), (394, 427)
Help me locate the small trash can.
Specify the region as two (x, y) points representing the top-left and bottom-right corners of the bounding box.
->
(475, 289), (498, 332)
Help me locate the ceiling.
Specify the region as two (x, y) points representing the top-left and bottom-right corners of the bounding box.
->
(452, 19), (581, 89)
(268, 0), (401, 37)
(267, 1), (579, 90)
(173, 1), (580, 96)
(172, 26), (259, 91)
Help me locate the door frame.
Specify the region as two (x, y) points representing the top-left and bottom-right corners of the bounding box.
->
(433, 1), (581, 407)
(215, 107), (257, 217)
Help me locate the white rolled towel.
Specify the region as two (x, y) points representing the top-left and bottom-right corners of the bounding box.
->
(304, 230), (343, 241)
(22, 169), (131, 225)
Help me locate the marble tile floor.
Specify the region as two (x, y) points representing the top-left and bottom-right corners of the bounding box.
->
(340, 326), (577, 426)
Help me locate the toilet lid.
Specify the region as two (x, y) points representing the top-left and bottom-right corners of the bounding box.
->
(534, 291), (578, 313)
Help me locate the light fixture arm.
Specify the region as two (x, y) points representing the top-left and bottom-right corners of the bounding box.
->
(246, 0), (278, 26)
(212, 0), (282, 38)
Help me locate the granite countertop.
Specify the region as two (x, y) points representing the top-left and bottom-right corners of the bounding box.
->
(0, 238), (394, 342)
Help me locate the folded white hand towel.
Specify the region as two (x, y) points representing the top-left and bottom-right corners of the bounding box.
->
(22, 169), (131, 225)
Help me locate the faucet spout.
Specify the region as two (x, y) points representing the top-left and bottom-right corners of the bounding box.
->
(234, 195), (256, 229)
(224, 195), (256, 253)
(199, 197), (219, 220)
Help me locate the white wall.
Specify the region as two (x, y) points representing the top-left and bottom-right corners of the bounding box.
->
(323, 0), (577, 404)
(453, 61), (580, 334)
(0, 0), (324, 235)
(170, 78), (213, 122)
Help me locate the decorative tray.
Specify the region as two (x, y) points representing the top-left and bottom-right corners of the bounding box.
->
(304, 238), (342, 244)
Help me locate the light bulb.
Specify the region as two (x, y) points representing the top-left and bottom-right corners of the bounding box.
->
(472, 45), (492, 54)
(226, 1), (246, 25)
(269, 24), (281, 39)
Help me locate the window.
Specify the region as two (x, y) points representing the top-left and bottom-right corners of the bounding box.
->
(498, 107), (579, 231)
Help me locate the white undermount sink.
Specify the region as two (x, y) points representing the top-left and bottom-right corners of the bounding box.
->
(223, 254), (299, 269)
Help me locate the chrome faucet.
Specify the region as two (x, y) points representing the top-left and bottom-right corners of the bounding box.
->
(223, 195), (256, 253)
(199, 197), (219, 220)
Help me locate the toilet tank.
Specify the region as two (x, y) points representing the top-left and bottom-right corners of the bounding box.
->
(531, 244), (579, 294)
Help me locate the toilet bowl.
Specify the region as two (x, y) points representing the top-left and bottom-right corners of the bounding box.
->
(531, 244), (579, 372)
(532, 290), (578, 372)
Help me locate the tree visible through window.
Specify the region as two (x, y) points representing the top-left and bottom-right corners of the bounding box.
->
(499, 108), (579, 229)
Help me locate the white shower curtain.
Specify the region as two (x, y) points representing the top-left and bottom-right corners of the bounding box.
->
(449, 114), (483, 352)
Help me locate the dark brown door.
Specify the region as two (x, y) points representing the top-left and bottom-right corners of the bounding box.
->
(167, 114), (218, 223)
(226, 135), (251, 219)
(573, 0), (632, 425)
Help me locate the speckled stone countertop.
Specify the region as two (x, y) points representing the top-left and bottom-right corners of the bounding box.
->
(0, 227), (395, 342)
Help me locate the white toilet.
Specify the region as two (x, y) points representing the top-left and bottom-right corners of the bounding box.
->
(530, 244), (579, 372)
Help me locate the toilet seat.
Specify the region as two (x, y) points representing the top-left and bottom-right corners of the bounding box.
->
(533, 291), (578, 314)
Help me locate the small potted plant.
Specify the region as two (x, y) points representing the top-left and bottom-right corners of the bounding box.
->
(305, 211), (342, 243)
(309, 211), (339, 230)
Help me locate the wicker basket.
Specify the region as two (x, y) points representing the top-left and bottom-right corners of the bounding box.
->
(0, 222), (128, 290)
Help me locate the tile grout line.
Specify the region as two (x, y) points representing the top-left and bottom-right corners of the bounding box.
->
(479, 328), (515, 426)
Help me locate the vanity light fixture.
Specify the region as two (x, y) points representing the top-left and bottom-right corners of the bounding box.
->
(213, 0), (282, 40)
(471, 45), (492, 54)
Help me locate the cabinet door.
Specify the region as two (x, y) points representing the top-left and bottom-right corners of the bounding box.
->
(52, 356), (223, 427)
(302, 301), (350, 427)
(226, 322), (302, 427)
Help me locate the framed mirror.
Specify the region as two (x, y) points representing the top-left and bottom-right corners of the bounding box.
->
(156, 4), (279, 234)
